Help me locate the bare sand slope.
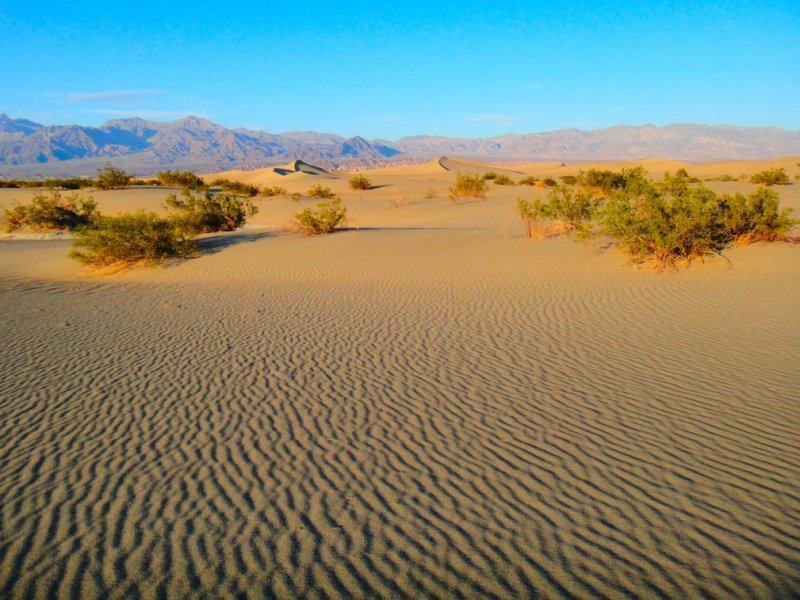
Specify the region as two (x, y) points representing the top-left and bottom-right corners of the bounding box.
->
(1, 221), (799, 598)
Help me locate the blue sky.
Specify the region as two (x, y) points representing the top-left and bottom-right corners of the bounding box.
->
(0, 1), (797, 138)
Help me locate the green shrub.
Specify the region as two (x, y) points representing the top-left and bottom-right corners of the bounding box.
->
(516, 186), (599, 239)
(157, 170), (207, 190)
(493, 174), (515, 186)
(719, 174), (737, 182)
(261, 185), (287, 197)
(95, 163), (132, 190)
(518, 176), (538, 186)
(165, 189), (258, 233)
(517, 198), (550, 238)
(3, 190), (98, 232)
(69, 212), (198, 266)
(449, 173), (487, 201)
(750, 168), (790, 186)
(675, 168), (700, 183)
(540, 177), (558, 188)
(307, 184), (337, 199)
(559, 175), (578, 186)
(348, 174), (372, 190)
(718, 187), (796, 243)
(482, 172), (498, 181)
(210, 178), (260, 197)
(292, 197), (347, 234)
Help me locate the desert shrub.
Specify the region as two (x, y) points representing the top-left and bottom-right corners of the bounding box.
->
(718, 188), (796, 243)
(348, 174), (372, 190)
(261, 185), (287, 197)
(43, 177), (94, 190)
(165, 189), (258, 233)
(559, 175), (578, 186)
(95, 163), (132, 190)
(750, 168), (789, 186)
(482, 172), (498, 181)
(675, 168), (700, 183)
(540, 177), (558, 188)
(517, 186), (599, 239)
(210, 178), (260, 197)
(449, 173), (487, 201)
(0, 180), (21, 188)
(69, 211), (198, 266)
(518, 176), (538, 186)
(292, 197), (347, 234)
(493, 174), (515, 185)
(517, 198), (551, 238)
(3, 190), (98, 232)
(307, 184), (337, 199)
(719, 174), (737, 182)
(157, 170), (207, 190)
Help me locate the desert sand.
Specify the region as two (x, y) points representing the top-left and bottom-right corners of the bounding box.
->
(1, 157), (799, 598)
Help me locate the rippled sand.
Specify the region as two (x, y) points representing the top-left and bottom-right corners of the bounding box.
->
(1, 161), (799, 598)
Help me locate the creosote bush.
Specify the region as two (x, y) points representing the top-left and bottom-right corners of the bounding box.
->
(519, 168), (797, 269)
(307, 184), (337, 199)
(518, 176), (538, 186)
(210, 178), (260, 197)
(482, 172), (498, 181)
(292, 197), (347, 234)
(165, 189), (258, 233)
(493, 174), (515, 186)
(260, 185), (287, 197)
(69, 212), (198, 267)
(449, 173), (487, 201)
(750, 168), (790, 186)
(157, 170), (207, 190)
(3, 190), (98, 232)
(348, 174), (372, 190)
(95, 163), (132, 190)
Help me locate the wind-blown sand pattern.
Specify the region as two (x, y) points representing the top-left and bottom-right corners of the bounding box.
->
(1, 159), (799, 598)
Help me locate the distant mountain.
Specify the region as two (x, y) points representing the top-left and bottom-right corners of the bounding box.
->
(0, 114), (798, 177)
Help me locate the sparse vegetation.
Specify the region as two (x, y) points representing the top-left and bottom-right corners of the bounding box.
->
(260, 185), (287, 197)
(518, 176), (538, 186)
(519, 168), (797, 269)
(95, 163), (132, 190)
(348, 174), (372, 190)
(307, 184), (337, 199)
(292, 197), (347, 234)
(3, 190), (98, 232)
(69, 211), (198, 267)
(0, 177), (95, 190)
(482, 172), (498, 181)
(449, 173), (487, 201)
(540, 177), (558, 188)
(493, 174), (515, 186)
(165, 189), (258, 233)
(210, 178), (260, 197)
(157, 170), (207, 190)
(750, 168), (790, 186)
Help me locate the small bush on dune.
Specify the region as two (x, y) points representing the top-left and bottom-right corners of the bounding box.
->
(157, 170), (207, 190)
(719, 174), (737, 182)
(518, 176), (538, 186)
(261, 185), (287, 197)
(493, 174), (515, 186)
(348, 174), (372, 190)
(750, 168), (790, 186)
(69, 212), (198, 267)
(3, 190), (98, 232)
(165, 189), (258, 233)
(210, 178), (260, 197)
(292, 197), (347, 234)
(449, 173), (487, 201)
(95, 163), (132, 190)
(516, 186), (599, 240)
(307, 184), (337, 199)
(540, 177), (558, 188)
(482, 172), (498, 181)
(559, 175), (578, 186)
(718, 188), (796, 244)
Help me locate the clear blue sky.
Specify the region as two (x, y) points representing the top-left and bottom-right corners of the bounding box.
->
(1, 1), (797, 138)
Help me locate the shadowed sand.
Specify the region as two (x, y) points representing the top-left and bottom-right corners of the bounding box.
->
(0, 158), (799, 598)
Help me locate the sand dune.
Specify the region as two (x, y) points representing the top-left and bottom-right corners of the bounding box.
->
(1, 158), (799, 598)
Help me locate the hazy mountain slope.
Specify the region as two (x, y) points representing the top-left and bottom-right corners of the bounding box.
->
(0, 114), (798, 176)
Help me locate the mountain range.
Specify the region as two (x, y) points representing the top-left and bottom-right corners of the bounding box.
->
(1, 114), (799, 177)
